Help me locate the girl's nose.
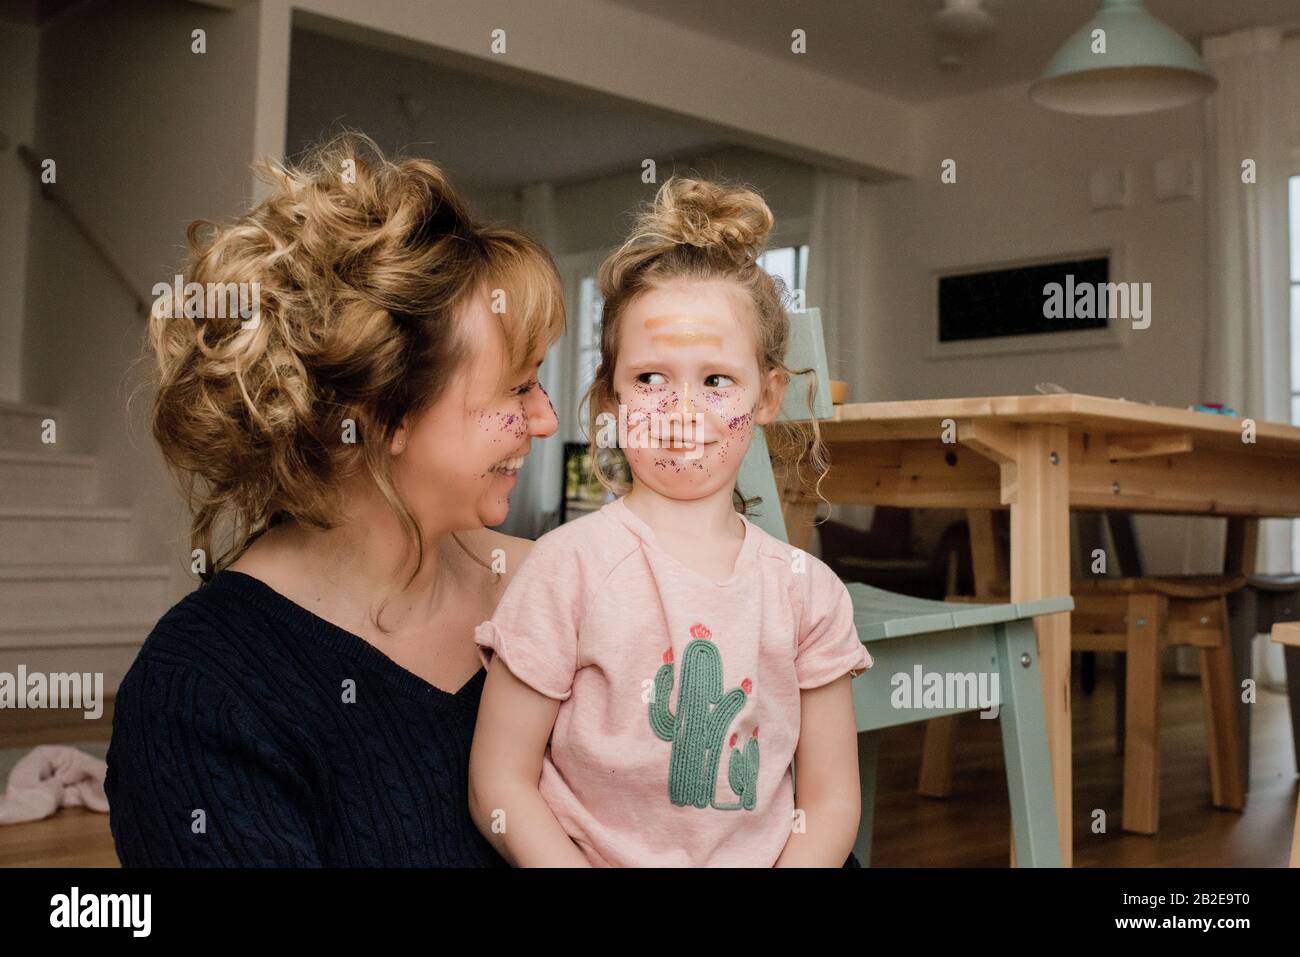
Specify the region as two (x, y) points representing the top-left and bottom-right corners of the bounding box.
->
(678, 381), (701, 414)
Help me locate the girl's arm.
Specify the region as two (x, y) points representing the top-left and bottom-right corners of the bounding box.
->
(468, 657), (592, 867)
(774, 673), (862, 867)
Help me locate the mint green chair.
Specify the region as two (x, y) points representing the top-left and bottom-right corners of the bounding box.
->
(738, 308), (1068, 867)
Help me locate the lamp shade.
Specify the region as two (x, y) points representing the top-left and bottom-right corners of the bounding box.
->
(1030, 0), (1217, 115)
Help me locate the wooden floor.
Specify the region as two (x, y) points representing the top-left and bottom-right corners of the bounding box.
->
(1, 672), (1296, 867)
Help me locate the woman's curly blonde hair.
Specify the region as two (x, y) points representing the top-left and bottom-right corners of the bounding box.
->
(149, 133), (564, 586)
(581, 176), (828, 518)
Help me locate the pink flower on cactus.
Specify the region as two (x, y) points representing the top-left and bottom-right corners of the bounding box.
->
(752, 726), (759, 738)
(662, 648), (673, 664)
(690, 623), (711, 640)
(741, 678), (753, 694)
(729, 733), (738, 748)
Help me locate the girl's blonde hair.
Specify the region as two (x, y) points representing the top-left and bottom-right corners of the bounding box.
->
(581, 176), (828, 515)
(149, 133), (564, 592)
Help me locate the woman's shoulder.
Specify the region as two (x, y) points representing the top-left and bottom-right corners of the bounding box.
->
(126, 572), (288, 698)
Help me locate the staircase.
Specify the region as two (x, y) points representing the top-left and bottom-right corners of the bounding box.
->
(0, 400), (171, 693)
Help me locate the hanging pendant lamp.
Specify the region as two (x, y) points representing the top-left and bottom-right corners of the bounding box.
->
(1029, 0), (1217, 115)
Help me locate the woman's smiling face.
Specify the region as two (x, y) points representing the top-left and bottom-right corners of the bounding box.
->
(391, 293), (558, 532)
(610, 276), (784, 502)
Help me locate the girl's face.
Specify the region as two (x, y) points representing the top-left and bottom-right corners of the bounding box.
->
(391, 293), (558, 532)
(610, 277), (784, 503)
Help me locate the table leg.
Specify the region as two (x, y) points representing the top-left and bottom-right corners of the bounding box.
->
(775, 459), (818, 553)
(782, 499), (817, 554)
(1009, 425), (1073, 867)
(1224, 517), (1259, 791)
(918, 510), (1003, 799)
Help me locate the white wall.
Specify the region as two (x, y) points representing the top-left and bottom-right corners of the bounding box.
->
(860, 83), (1207, 405)
(0, 20), (39, 402)
(551, 146), (815, 257)
(22, 0), (267, 600)
(842, 82), (1210, 572)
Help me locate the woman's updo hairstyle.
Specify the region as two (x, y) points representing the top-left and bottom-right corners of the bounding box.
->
(583, 176), (827, 514)
(149, 133), (564, 582)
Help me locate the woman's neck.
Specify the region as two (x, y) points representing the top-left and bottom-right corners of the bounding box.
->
(233, 481), (463, 634)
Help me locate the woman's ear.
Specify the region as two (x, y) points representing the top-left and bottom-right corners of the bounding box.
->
(390, 418), (409, 456)
(752, 368), (787, 426)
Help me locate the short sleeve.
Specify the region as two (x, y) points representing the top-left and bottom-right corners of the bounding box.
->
(474, 535), (584, 701)
(795, 560), (873, 690)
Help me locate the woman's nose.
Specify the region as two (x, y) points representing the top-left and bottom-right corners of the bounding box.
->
(527, 382), (559, 438)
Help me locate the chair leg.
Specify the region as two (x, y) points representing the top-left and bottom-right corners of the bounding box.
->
(1123, 593), (1164, 834)
(995, 619), (1062, 866)
(854, 730), (881, 867)
(1291, 791), (1300, 868)
(1285, 645), (1300, 774)
(1200, 599), (1245, 811)
(918, 715), (958, 798)
(1227, 588), (1257, 791)
(1114, 652), (1126, 755)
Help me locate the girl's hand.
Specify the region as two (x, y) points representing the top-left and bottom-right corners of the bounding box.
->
(468, 657), (592, 867)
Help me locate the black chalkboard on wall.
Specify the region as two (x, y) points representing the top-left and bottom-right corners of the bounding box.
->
(937, 256), (1110, 343)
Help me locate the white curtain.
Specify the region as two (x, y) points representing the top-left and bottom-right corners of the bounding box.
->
(496, 181), (567, 540)
(1185, 26), (1293, 681)
(806, 169), (878, 533)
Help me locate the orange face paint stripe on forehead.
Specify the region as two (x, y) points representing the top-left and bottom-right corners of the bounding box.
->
(650, 331), (724, 348)
(642, 314), (722, 330)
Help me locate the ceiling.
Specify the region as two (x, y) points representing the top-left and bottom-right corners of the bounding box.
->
(605, 0), (1300, 102)
(287, 27), (731, 193)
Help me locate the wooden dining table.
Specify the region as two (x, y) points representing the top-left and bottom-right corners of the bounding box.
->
(772, 393), (1300, 866)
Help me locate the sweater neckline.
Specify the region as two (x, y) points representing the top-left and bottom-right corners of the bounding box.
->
(208, 569), (486, 709)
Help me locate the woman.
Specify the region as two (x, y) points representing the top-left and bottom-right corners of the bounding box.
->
(104, 134), (564, 866)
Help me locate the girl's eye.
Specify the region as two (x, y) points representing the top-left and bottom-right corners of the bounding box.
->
(704, 374), (735, 388)
(637, 372), (668, 386)
(512, 378), (538, 396)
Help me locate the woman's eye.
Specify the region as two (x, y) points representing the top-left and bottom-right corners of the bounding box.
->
(704, 374), (735, 388)
(512, 378), (538, 396)
(638, 372), (668, 386)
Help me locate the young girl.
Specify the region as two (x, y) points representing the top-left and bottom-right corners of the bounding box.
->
(468, 177), (871, 867)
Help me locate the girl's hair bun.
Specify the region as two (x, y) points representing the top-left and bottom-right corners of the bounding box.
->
(638, 176), (774, 266)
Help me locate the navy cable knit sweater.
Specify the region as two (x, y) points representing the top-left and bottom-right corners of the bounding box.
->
(105, 570), (505, 867)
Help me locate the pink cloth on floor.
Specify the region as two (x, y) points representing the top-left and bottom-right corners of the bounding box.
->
(0, 745), (109, 824)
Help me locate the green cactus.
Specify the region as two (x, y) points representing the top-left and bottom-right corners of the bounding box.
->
(649, 638), (757, 810)
(717, 735), (760, 811)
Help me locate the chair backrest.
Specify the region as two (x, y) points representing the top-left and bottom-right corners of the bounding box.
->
(735, 307), (833, 543)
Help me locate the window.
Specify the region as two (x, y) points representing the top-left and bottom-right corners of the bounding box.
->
(756, 245), (810, 301)
(1291, 175), (1300, 425)
(1291, 175), (1300, 569)
(573, 273), (604, 432)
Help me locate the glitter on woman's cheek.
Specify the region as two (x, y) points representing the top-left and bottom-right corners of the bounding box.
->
(471, 403), (529, 468)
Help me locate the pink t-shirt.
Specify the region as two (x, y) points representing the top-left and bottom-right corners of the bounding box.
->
(473, 496), (872, 867)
